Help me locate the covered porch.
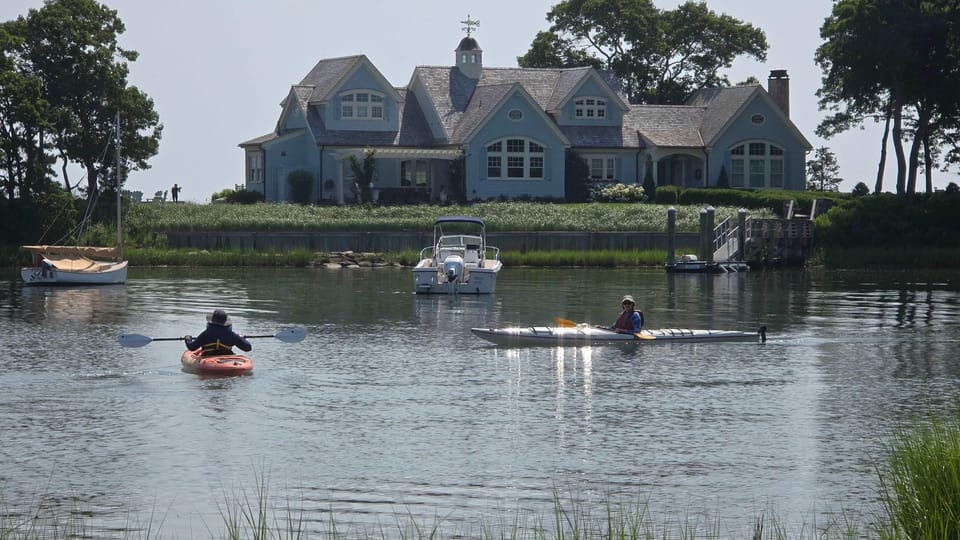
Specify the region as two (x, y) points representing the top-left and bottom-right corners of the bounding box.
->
(327, 147), (461, 204)
(645, 150), (707, 188)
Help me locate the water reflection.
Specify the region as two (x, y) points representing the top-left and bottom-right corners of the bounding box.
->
(0, 267), (959, 538)
(5, 284), (128, 323)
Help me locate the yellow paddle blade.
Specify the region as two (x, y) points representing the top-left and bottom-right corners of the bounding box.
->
(554, 317), (577, 327)
(634, 331), (655, 340)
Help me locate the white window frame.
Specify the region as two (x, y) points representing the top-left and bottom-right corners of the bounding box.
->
(247, 151), (263, 184)
(573, 96), (607, 120)
(340, 90), (385, 120)
(583, 155), (617, 181)
(485, 138), (545, 180)
(729, 142), (784, 188)
(401, 160), (429, 187)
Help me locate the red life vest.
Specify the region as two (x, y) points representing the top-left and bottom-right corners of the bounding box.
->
(614, 309), (642, 331)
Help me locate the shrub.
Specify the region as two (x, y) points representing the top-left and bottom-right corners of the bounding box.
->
(287, 169), (314, 204)
(592, 183), (646, 203)
(564, 149), (592, 202)
(642, 166), (657, 202)
(223, 189), (264, 204)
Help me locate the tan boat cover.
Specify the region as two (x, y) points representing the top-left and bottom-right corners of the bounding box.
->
(40, 254), (127, 272)
(20, 245), (121, 259)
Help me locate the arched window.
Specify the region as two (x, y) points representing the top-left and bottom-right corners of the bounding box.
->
(486, 138), (545, 180)
(729, 142), (784, 188)
(340, 90), (385, 120)
(573, 97), (607, 120)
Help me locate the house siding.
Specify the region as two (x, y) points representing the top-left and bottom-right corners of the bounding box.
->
(324, 66), (399, 132)
(558, 78), (623, 127)
(239, 36), (811, 203)
(466, 92), (566, 200)
(708, 96), (807, 190)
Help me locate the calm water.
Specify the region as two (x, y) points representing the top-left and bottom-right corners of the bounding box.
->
(1, 266), (959, 538)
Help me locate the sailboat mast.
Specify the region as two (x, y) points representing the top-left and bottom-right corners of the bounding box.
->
(115, 110), (122, 259)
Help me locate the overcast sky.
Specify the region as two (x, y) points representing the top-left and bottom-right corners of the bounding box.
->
(3, 0), (955, 202)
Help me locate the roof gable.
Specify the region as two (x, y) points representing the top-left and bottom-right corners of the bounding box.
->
(300, 55), (402, 104)
(450, 83), (570, 146)
(549, 68), (630, 114)
(689, 84), (811, 149)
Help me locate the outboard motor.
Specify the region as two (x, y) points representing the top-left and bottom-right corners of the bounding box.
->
(442, 255), (464, 284)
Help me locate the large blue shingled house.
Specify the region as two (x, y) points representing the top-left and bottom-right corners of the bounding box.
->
(239, 31), (811, 204)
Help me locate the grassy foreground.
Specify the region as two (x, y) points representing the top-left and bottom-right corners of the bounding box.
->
(6, 411), (960, 538)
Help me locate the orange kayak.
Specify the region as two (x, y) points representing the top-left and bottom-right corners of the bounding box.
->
(180, 349), (253, 376)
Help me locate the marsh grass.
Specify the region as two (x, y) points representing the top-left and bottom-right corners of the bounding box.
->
(877, 415), (960, 539)
(127, 247), (317, 267)
(124, 202), (765, 236)
(125, 248), (665, 268)
(12, 412), (960, 539)
(0, 485), (881, 540)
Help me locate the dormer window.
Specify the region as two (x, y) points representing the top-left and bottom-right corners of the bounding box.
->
(574, 97), (606, 119)
(340, 90), (384, 120)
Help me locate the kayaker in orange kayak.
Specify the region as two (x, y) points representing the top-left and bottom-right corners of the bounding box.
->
(184, 309), (252, 357)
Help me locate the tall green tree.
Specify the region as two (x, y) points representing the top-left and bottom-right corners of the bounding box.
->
(816, 0), (960, 196)
(0, 19), (54, 202)
(16, 0), (161, 196)
(806, 147), (843, 192)
(518, 0), (767, 104)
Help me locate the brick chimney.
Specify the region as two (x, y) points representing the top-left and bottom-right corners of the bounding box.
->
(767, 69), (790, 117)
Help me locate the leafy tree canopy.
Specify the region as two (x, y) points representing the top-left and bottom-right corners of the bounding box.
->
(518, 0), (768, 104)
(2, 0), (161, 199)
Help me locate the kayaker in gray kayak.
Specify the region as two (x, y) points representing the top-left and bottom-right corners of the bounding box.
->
(184, 309), (253, 357)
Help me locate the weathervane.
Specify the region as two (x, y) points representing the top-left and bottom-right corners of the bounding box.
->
(461, 15), (479, 37)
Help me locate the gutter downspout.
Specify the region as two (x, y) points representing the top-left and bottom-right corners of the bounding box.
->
(635, 150), (641, 184)
(319, 146), (324, 202)
(262, 147), (269, 202)
(703, 148), (710, 187)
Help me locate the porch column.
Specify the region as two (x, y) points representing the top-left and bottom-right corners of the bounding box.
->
(337, 157), (345, 205)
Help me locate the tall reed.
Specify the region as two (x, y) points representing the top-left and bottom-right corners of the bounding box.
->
(877, 414), (960, 539)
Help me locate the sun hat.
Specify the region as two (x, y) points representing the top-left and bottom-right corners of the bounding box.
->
(621, 295), (635, 305)
(207, 309), (232, 326)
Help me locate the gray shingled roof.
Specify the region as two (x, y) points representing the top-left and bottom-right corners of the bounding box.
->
(249, 56), (788, 154)
(478, 67), (567, 109)
(299, 55), (365, 103)
(450, 83), (516, 143)
(687, 85), (759, 145)
(628, 105), (706, 148)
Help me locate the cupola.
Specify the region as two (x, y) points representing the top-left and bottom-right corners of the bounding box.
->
(455, 15), (482, 79)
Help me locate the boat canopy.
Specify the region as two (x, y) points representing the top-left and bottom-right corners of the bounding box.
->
(434, 216), (486, 226)
(20, 245), (122, 259)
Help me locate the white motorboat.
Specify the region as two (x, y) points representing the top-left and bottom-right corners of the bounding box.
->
(413, 216), (502, 294)
(471, 324), (767, 347)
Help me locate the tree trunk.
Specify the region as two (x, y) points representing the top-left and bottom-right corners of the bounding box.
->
(892, 100), (907, 195)
(906, 105), (930, 196)
(875, 111), (891, 194)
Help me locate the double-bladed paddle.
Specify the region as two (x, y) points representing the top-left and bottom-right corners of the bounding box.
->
(554, 316), (654, 340)
(118, 327), (307, 348)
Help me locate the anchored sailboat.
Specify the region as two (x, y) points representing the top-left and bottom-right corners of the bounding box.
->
(20, 113), (128, 285)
